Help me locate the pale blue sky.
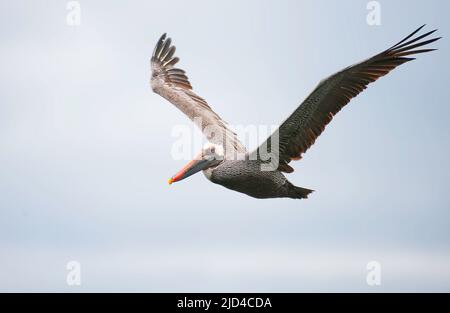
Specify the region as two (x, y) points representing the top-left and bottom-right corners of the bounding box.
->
(0, 0), (449, 292)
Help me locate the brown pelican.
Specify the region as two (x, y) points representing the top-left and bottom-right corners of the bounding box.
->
(150, 25), (440, 199)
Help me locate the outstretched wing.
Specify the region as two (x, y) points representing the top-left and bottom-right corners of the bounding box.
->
(151, 34), (246, 158)
(254, 25), (440, 173)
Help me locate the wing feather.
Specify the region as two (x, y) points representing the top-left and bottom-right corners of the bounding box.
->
(254, 26), (440, 172)
(151, 34), (246, 157)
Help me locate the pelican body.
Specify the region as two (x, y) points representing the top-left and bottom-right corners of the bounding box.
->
(208, 160), (312, 199)
(150, 26), (440, 199)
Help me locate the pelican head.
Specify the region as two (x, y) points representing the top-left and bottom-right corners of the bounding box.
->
(168, 143), (224, 185)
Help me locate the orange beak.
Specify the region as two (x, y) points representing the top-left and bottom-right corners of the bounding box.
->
(168, 154), (216, 185)
(168, 158), (200, 185)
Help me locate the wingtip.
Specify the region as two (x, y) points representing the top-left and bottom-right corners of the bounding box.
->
(415, 24), (427, 33)
(156, 33), (167, 45)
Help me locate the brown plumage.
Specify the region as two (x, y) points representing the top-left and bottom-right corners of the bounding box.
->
(255, 25), (441, 173)
(151, 33), (246, 159)
(150, 26), (440, 199)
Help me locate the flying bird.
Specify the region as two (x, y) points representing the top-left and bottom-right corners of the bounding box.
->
(150, 25), (440, 199)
